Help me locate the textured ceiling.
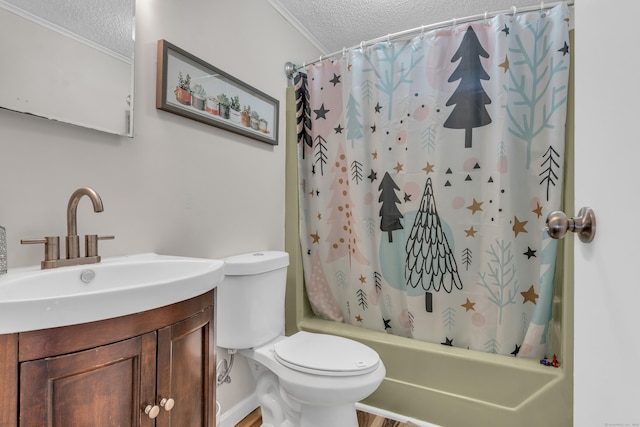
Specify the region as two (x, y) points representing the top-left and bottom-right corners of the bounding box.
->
(268, 0), (555, 55)
(0, 0), (134, 58)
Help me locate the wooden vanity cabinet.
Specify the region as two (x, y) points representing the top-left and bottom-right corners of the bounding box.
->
(20, 332), (157, 426)
(0, 290), (215, 427)
(156, 306), (215, 427)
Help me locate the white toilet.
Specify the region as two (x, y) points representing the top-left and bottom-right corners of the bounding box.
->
(217, 251), (386, 427)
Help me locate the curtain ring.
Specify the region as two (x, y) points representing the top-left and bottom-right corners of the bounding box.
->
(452, 17), (457, 30)
(387, 34), (391, 45)
(342, 47), (346, 58)
(360, 41), (365, 50)
(512, 6), (517, 16)
(540, 1), (545, 11)
(420, 25), (425, 39)
(484, 11), (489, 25)
(319, 55), (323, 63)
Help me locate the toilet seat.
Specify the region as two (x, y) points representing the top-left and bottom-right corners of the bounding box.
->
(273, 332), (380, 377)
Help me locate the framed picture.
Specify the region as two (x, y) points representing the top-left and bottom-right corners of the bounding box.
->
(156, 39), (279, 145)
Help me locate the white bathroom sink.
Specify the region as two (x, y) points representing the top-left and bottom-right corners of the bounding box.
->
(0, 253), (224, 334)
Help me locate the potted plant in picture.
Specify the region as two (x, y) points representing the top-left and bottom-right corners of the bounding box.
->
(241, 105), (252, 127)
(217, 94), (230, 119)
(229, 95), (241, 123)
(259, 117), (269, 134)
(174, 72), (191, 105)
(250, 110), (260, 131)
(205, 96), (219, 115)
(191, 84), (206, 110)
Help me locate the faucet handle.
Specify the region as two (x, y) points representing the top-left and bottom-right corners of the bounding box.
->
(21, 236), (61, 264)
(85, 234), (115, 258)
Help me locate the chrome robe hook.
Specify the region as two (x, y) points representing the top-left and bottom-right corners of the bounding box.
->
(546, 207), (596, 243)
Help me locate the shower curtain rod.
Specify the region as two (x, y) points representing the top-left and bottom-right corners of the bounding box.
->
(284, 0), (573, 79)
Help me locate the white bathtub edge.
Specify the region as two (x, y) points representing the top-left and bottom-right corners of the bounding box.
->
(356, 402), (442, 427)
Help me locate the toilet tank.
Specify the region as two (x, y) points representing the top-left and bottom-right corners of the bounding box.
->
(217, 251), (290, 350)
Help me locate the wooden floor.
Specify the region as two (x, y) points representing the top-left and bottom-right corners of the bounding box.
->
(235, 408), (261, 427)
(236, 407), (419, 427)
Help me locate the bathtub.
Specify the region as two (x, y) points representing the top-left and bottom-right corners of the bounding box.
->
(283, 73), (575, 426)
(283, 241), (573, 427)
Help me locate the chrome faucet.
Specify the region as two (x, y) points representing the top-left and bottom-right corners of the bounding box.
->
(21, 187), (114, 269)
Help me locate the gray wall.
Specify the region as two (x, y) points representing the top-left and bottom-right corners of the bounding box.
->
(0, 0), (319, 422)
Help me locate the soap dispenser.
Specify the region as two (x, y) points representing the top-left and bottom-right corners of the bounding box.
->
(0, 225), (6, 274)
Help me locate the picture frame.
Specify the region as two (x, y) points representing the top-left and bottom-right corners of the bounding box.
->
(156, 39), (279, 145)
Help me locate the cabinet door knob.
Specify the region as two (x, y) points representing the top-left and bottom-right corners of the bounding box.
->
(144, 404), (160, 419)
(160, 397), (175, 411)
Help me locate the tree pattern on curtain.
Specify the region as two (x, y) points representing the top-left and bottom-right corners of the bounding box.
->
(296, 3), (570, 358)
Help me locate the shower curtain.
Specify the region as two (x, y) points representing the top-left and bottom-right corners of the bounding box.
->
(295, 3), (570, 358)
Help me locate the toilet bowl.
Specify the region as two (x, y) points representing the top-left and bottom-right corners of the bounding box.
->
(241, 332), (386, 427)
(216, 251), (385, 427)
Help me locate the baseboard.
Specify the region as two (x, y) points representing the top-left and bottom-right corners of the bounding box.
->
(356, 403), (441, 427)
(218, 393), (259, 427)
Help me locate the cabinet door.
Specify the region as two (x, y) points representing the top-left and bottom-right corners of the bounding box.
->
(156, 306), (215, 427)
(20, 332), (157, 427)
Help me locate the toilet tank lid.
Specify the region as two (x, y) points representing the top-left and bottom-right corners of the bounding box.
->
(224, 251), (290, 276)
